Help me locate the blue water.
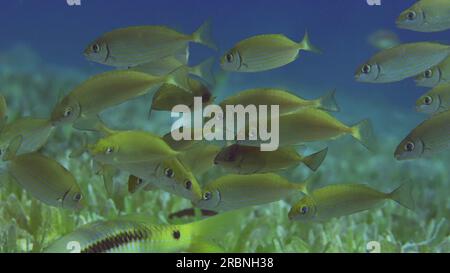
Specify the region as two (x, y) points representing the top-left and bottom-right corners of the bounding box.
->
(2, 0), (447, 139)
(2, 1), (448, 116)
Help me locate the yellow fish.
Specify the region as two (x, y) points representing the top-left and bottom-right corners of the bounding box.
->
(194, 173), (309, 211)
(395, 110), (450, 160)
(355, 42), (450, 83)
(3, 136), (84, 210)
(220, 32), (320, 72)
(397, 0), (450, 33)
(44, 210), (244, 253)
(415, 56), (450, 87)
(219, 88), (339, 114)
(416, 83), (450, 115)
(239, 108), (374, 150)
(289, 183), (414, 222)
(214, 144), (328, 174)
(89, 130), (179, 165)
(84, 21), (216, 67)
(50, 69), (189, 129)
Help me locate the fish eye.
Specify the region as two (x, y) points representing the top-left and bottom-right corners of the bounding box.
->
(226, 53), (234, 63)
(203, 191), (212, 201)
(424, 70), (433, 78)
(137, 178), (144, 185)
(407, 11), (417, 20)
(63, 107), (72, 117)
(164, 168), (174, 178)
(105, 147), (114, 154)
(424, 96), (433, 105)
(404, 141), (415, 152)
(92, 43), (100, 53)
(361, 64), (371, 74)
(301, 206), (308, 215)
(73, 193), (83, 202)
(184, 180), (192, 190)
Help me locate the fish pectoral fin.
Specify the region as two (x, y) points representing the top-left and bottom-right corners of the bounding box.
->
(102, 165), (118, 197)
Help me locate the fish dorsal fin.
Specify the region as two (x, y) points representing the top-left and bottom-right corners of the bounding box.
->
(3, 135), (23, 161)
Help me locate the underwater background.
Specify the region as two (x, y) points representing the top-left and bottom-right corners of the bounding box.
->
(0, 0), (448, 253)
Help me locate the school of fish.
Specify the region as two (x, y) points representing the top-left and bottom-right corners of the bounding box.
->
(1, 0), (449, 252)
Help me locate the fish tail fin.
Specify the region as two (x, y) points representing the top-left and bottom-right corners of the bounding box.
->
(298, 30), (321, 54)
(192, 20), (217, 50)
(189, 57), (216, 86)
(166, 67), (191, 92)
(350, 119), (375, 151)
(301, 147), (328, 172)
(3, 135), (22, 161)
(389, 183), (415, 211)
(316, 89), (340, 112)
(187, 209), (247, 245)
